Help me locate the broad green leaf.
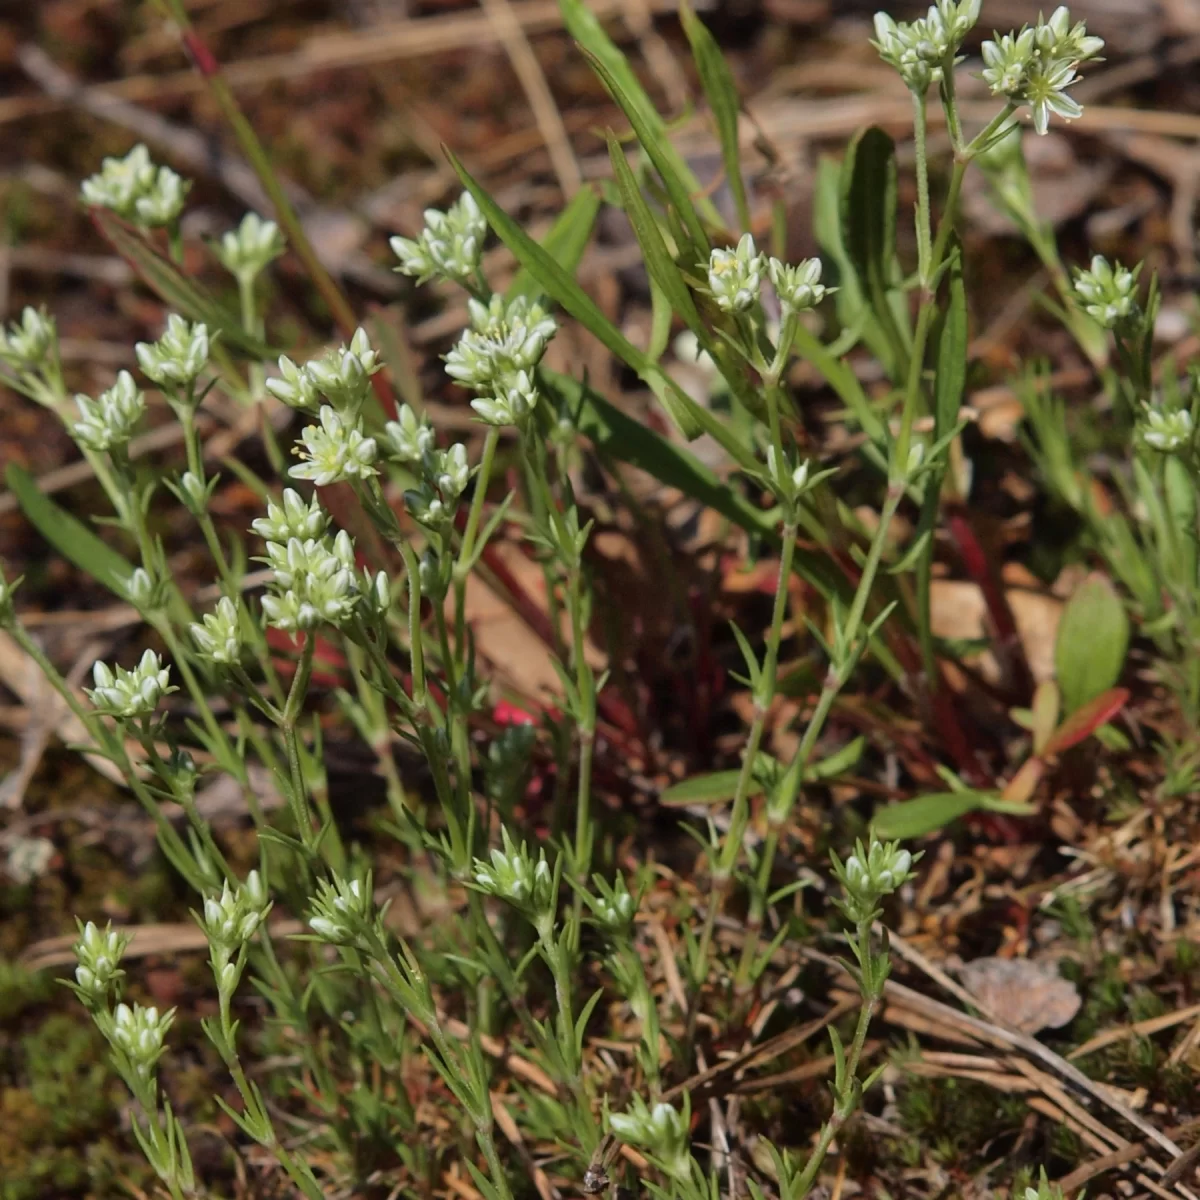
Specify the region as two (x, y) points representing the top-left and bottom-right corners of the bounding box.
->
(872, 789), (1001, 840)
(587, 52), (710, 259)
(450, 150), (764, 466)
(92, 210), (270, 359)
(606, 130), (706, 337)
(1054, 574), (1129, 714)
(6, 464), (134, 597)
(660, 769), (760, 806)
(558, 0), (721, 230)
(838, 128), (907, 375)
(680, 0), (750, 234)
(509, 186), (600, 301)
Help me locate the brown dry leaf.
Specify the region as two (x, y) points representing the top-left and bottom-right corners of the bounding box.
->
(957, 956), (1081, 1035)
(459, 540), (605, 702)
(929, 581), (1063, 684)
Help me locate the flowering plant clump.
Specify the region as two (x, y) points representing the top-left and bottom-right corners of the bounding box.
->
(0, 2), (1160, 1198)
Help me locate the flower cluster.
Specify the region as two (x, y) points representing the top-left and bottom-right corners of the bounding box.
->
(1140, 408), (1194, 455)
(707, 233), (765, 313)
(0, 307), (57, 376)
(584, 872), (636, 936)
(384, 404), (437, 462)
(706, 235), (831, 317)
(268, 327), (381, 414)
(404, 443), (473, 532)
(446, 294), (557, 393)
(835, 837), (916, 921)
(1072, 254), (1139, 329)
(308, 874), (374, 947)
(290, 405), (379, 486)
(135, 315), (211, 391)
(981, 7), (1104, 135)
(198, 872), (271, 992)
(215, 212), (286, 283)
(103, 1002), (175, 1081)
(391, 192), (488, 286)
(259, 526), (362, 632)
(87, 650), (176, 720)
(473, 826), (555, 927)
(251, 488), (331, 543)
(73, 371), (145, 453)
(80, 144), (189, 228)
(872, 0), (981, 91)
(72, 920), (132, 1006)
(608, 1096), (692, 1182)
(189, 596), (243, 666)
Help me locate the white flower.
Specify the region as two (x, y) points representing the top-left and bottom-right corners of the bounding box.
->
(260, 532), (360, 631)
(0, 307), (58, 374)
(1073, 254), (1139, 328)
(190, 597), (243, 665)
(767, 256), (832, 314)
(81, 144), (190, 227)
(87, 649), (176, 719)
(73, 371), (145, 452)
(707, 233), (764, 313)
(290, 405), (379, 486)
(392, 191), (488, 285)
(471, 369), (539, 427)
(135, 314), (211, 389)
(384, 404), (436, 462)
(215, 212), (285, 281)
(251, 489), (331, 543)
(1140, 408), (1194, 454)
(981, 8), (1103, 136)
(445, 294), (557, 391)
(73, 920), (131, 1002)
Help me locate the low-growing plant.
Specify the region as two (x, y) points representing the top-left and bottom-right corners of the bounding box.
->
(0, 0), (1174, 1195)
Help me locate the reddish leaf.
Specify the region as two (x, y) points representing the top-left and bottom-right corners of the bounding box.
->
(1043, 687), (1130, 757)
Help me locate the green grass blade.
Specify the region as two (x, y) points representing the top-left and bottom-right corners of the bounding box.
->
(558, 0), (722, 231)
(680, 0), (750, 234)
(585, 51), (710, 259)
(509, 186), (601, 302)
(6, 464), (135, 597)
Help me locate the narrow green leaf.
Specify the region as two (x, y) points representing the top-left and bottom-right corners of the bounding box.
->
(6, 464), (134, 597)
(680, 1), (750, 234)
(934, 248), (968, 439)
(607, 130), (705, 336)
(809, 735), (866, 781)
(92, 210), (269, 359)
(648, 274), (674, 362)
(509, 186), (600, 301)
(1054, 574), (1130, 714)
(558, 0), (721, 230)
(871, 789), (1000, 840)
(587, 52), (710, 258)
(659, 770), (761, 806)
(838, 128), (907, 374)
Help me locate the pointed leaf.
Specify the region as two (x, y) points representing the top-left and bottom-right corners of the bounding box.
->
(1042, 687), (1130, 757)
(558, 0), (720, 229)
(509, 185), (600, 301)
(6, 464), (134, 597)
(588, 56), (710, 258)
(871, 789), (1002, 840)
(680, 0), (750, 233)
(934, 247), (968, 439)
(1054, 574), (1130, 714)
(660, 769), (763, 806)
(606, 130), (706, 335)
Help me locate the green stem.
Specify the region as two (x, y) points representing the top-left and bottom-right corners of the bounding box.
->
(454, 426), (500, 657)
(691, 521), (798, 990)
